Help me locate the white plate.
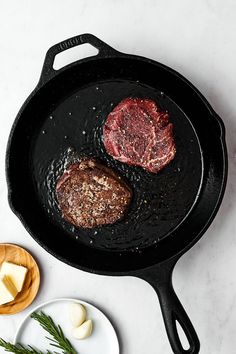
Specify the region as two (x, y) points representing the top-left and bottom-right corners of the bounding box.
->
(14, 298), (119, 354)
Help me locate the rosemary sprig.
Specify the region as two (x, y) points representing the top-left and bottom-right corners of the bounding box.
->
(31, 312), (77, 354)
(0, 338), (53, 354)
(0, 311), (78, 354)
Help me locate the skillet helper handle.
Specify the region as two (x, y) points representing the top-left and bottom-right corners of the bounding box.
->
(39, 33), (117, 84)
(139, 260), (200, 354)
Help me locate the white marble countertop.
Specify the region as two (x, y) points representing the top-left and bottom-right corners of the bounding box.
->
(0, 1), (236, 353)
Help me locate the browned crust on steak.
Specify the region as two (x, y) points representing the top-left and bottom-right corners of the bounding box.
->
(56, 158), (132, 228)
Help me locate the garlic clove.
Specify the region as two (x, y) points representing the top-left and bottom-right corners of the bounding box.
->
(69, 303), (87, 327)
(72, 319), (93, 340)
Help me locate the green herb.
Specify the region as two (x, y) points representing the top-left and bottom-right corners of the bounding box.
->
(0, 338), (53, 353)
(31, 312), (77, 354)
(0, 311), (78, 354)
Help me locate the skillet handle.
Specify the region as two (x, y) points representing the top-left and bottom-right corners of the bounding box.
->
(39, 33), (118, 84)
(138, 259), (200, 354)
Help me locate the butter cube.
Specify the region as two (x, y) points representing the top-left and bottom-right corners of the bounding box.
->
(0, 275), (18, 305)
(0, 262), (28, 292)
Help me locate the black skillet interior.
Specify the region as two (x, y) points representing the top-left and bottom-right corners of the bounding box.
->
(33, 80), (202, 249)
(7, 35), (226, 274)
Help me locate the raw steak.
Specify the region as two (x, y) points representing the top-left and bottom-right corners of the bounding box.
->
(103, 98), (176, 173)
(56, 158), (132, 228)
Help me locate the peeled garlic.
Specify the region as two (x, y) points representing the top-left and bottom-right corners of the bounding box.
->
(69, 303), (87, 327)
(72, 319), (93, 340)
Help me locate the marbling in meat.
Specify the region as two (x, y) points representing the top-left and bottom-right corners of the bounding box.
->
(103, 98), (176, 173)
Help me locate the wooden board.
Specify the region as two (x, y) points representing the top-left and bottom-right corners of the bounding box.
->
(0, 244), (40, 315)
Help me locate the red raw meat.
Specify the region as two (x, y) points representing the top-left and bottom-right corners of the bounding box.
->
(103, 98), (176, 173)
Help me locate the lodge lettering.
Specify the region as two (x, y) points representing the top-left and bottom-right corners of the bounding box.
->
(59, 37), (80, 51)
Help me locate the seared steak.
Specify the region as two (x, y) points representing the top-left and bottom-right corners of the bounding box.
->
(56, 158), (132, 228)
(103, 98), (176, 173)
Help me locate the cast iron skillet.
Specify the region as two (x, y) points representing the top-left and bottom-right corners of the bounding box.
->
(6, 34), (227, 354)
